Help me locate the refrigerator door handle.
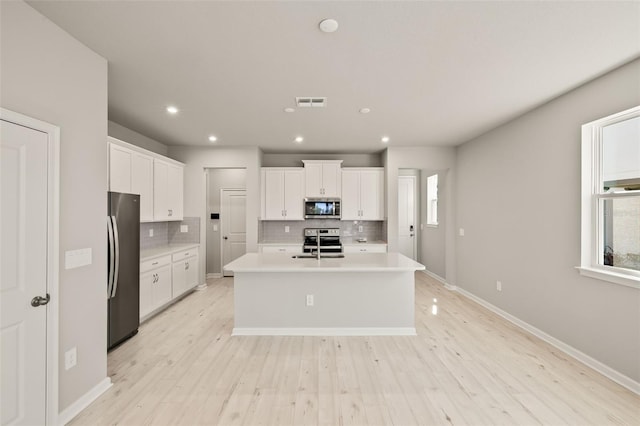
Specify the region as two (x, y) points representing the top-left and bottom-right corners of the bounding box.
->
(107, 216), (115, 298)
(111, 215), (120, 298)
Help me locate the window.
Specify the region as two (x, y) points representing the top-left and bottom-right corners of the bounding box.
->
(426, 174), (438, 226)
(580, 105), (640, 288)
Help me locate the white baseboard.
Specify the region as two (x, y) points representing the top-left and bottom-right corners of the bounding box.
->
(194, 282), (207, 291)
(454, 286), (640, 395)
(58, 377), (112, 425)
(232, 327), (417, 336)
(206, 273), (222, 279)
(421, 269), (457, 291)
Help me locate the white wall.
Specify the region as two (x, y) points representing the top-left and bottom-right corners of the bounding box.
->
(385, 147), (457, 282)
(167, 147), (261, 284)
(456, 58), (640, 382)
(1, 0), (108, 412)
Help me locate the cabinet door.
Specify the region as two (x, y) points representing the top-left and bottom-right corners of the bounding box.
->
(359, 169), (384, 220)
(109, 144), (133, 193)
(304, 163), (323, 197)
(154, 265), (173, 308)
(153, 160), (169, 221)
(172, 261), (187, 298)
(132, 152), (154, 221)
(139, 270), (155, 319)
(340, 170), (360, 220)
(321, 163), (341, 197)
(283, 169), (304, 220)
(262, 169), (285, 220)
(185, 255), (199, 290)
(167, 163), (184, 220)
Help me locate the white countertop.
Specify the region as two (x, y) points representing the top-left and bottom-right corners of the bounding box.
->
(141, 243), (200, 261)
(224, 252), (425, 273)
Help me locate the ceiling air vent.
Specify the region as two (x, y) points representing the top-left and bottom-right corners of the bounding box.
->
(296, 97), (327, 108)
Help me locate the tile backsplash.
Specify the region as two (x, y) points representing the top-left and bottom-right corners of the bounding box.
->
(140, 217), (200, 250)
(259, 220), (385, 243)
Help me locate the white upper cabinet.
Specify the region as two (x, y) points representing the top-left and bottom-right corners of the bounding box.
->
(302, 160), (342, 197)
(154, 158), (184, 221)
(341, 168), (384, 220)
(261, 168), (305, 220)
(108, 137), (184, 222)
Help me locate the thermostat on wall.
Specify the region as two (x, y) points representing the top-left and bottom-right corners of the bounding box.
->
(211, 213), (220, 219)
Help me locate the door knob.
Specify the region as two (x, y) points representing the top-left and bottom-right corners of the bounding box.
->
(223, 236), (228, 240)
(31, 294), (50, 307)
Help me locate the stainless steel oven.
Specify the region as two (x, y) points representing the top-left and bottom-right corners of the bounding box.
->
(303, 228), (342, 253)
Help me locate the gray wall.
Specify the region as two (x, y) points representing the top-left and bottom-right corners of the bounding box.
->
(386, 147), (457, 283)
(167, 146), (261, 285)
(206, 168), (247, 275)
(108, 121), (169, 156)
(455, 58), (640, 382)
(262, 152), (383, 167)
(1, 0), (108, 411)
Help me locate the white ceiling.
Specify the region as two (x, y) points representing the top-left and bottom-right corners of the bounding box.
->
(28, 1), (640, 153)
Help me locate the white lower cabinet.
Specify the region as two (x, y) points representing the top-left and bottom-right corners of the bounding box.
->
(343, 244), (387, 253)
(171, 248), (199, 298)
(259, 244), (301, 253)
(139, 255), (172, 320)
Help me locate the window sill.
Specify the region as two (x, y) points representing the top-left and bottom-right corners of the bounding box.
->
(426, 223), (438, 228)
(576, 266), (640, 289)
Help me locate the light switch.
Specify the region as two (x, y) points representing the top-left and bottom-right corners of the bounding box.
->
(65, 248), (92, 270)
(213, 224), (218, 232)
(459, 228), (465, 237)
(285, 226), (290, 233)
(149, 229), (154, 237)
(180, 225), (188, 233)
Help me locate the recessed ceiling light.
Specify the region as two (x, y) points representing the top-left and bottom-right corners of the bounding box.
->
(295, 136), (304, 143)
(381, 136), (390, 143)
(284, 107), (295, 113)
(208, 135), (217, 142)
(166, 105), (179, 114)
(319, 18), (339, 33)
(359, 108), (371, 114)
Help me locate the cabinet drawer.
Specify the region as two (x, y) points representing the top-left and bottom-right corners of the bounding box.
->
(172, 247), (197, 262)
(140, 255), (172, 273)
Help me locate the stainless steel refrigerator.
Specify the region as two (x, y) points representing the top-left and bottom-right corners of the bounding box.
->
(107, 192), (140, 350)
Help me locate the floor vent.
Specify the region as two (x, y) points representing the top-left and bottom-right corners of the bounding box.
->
(296, 97), (327, 108)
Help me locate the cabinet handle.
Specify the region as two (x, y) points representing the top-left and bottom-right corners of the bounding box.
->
(168, 209), (173, 216)
(185, 262), (189, 270)
(152, 261), (158, 265)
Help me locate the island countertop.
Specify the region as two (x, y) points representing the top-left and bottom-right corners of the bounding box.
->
(224, 252), (425, 273)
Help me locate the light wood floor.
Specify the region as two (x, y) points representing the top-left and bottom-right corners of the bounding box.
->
(71, 273), (639, 425)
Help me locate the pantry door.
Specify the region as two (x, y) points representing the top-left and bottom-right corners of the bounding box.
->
(221, 189), (246, 276)
(398, 175), (417, 260)
(1, 110), (59, 425)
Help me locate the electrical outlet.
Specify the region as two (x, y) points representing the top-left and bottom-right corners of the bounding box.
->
(306, 294), (314, 307)
(65, 347), (77, 370)
(149, 229), (154, 237)
(459, 228), (465, 236)
(285, 226), (290, 233)
(496, 281), (502, 291)
(180, 225), (188, 233)
(358, 225), (363, 232)
(213, 224), (218, 231)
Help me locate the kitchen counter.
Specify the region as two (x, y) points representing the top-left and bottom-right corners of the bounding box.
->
(140, 243), (200, 261)
(226, 253), (424, 336)
(225, 252), (422, 272)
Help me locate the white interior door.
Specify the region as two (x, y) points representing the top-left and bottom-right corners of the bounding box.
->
(1, 119), (49, 425)
(221, 190), (246, 276)
(398, 176), (417, 260)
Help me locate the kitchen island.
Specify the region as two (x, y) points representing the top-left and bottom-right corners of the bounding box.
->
(224, 252), (425, 336)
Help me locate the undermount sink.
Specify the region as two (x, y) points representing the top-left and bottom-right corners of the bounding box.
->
(291, 254), (345, 259)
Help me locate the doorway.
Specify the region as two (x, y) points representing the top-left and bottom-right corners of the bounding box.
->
(1, 109), (59, 425)
(398, 173), (418, 260)
(205, 168), (246, 278)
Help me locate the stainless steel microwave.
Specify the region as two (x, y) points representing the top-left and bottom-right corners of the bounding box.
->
(304, 198), (341, 219)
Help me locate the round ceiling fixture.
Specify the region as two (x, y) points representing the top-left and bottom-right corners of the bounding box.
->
(381, 136), (390, 143)
(319, 18), (339, 33)
(208, 135), (217, 142)
(295, 136), (304, 143)
(284, 107), (295, 113)
(166, 105), (179, 114)
(359, 108), (371, 114)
